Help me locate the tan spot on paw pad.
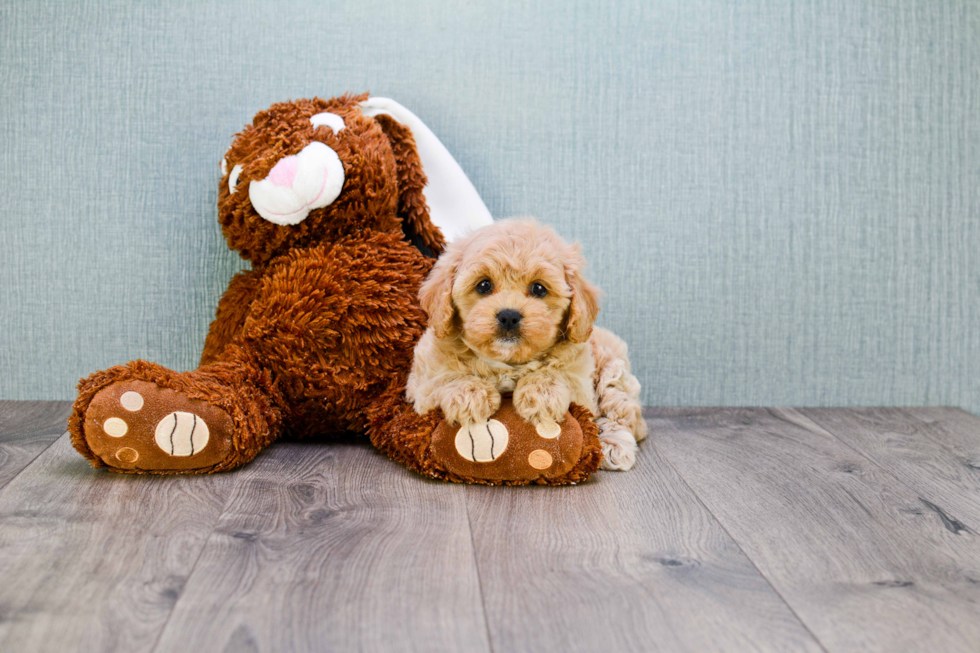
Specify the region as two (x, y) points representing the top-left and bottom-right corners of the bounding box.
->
(535, 420), (561, 439)
(115, 447), (139, 463)
(528, 449), (553, 470)
(103, 417), (128, 437)
(119, 391), (144, 411)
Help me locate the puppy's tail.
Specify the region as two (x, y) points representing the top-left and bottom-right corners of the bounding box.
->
(591, 327), (647, 471)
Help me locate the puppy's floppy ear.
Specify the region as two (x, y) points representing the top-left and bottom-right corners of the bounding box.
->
(418, 240), (465, 338)
(563, 243), (600, 343)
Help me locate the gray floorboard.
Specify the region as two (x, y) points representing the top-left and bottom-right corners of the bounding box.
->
(0, 433), (237, 653)
(153, 440), (491, 653)
(0, 401), (71, 490)
(647, 407), (980, 653)
(3, 402), (980, 652)
(465, 439), (823, 653)
(800, 407), (980, 533)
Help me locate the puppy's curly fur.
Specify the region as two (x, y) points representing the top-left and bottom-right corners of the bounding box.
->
(407, 219), (647, 471)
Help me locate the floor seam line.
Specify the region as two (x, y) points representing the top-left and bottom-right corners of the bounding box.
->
(463, 487), (496, 653)
(147, 467), (250, 653)
(789, 408), (980, 532)
(0, 429), (69, 494)
(645, 415), (831, 653)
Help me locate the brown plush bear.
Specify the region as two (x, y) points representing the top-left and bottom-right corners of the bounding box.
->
(68, 93), (602, 485)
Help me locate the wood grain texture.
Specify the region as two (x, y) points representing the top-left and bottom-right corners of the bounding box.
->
(5, 402), (980, 652)
(800, 408), (980, 532)
(905, 408), (980, 477)
(465, 434), (822, 653)
(647, 407), (980, 652)
(0, 401), (72, 490)
(0, 433), (236, 653)
(153, 440), (491, 653)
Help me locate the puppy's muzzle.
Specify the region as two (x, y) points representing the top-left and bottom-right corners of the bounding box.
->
(496, 309), (523, 334)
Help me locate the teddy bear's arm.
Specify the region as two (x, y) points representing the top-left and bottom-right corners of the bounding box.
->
(200, 267), (266, 365)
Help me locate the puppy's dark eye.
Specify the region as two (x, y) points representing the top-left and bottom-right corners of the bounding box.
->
(476, 279), (493, 295)
(530, 283), (548, 298)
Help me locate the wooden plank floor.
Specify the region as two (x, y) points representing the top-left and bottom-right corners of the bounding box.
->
(1, 403), (978, 652)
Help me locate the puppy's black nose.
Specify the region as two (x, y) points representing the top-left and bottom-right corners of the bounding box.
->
(496, 309), (523, 332)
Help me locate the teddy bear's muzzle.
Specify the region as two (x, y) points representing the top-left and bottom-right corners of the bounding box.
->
(248, 141), (345, 226)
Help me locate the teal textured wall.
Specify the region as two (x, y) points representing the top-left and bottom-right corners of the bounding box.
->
(1, 0), (978, 411)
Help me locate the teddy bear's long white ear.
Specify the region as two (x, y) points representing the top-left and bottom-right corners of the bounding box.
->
(359, 97), (493, 242)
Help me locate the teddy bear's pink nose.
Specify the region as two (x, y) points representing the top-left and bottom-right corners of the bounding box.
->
(267, 156), (300, 188)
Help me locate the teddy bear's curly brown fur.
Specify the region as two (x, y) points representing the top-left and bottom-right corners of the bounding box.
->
(68, 93), (602, 484)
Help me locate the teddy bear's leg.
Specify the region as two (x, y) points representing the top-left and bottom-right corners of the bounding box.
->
(70, 355), (285, 474)
(366, 383), (605, 486)
(71, 235), (432, 474)
(365, 380), (445, 478)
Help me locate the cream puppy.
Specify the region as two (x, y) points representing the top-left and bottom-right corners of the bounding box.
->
(407, 219), (646, 470)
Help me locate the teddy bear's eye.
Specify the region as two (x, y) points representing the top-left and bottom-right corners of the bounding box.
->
(476, 279), (493, 295)
(530, 283), (548, 298)
(310, 112), (346, 133)
(228, 164), (243, 194)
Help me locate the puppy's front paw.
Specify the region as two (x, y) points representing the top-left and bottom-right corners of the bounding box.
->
(514, 377), (571, 425)
(441, 380), (502, 426)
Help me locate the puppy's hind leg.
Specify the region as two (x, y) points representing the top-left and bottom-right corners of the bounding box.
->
(591, 327), (647, 471)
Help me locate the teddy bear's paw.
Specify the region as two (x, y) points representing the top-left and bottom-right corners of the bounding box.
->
(430, 397), (587, 483)
(81, 380), (235, 472)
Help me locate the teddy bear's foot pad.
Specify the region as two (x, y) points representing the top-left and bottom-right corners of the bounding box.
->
(430, 400), (584, 482)
(82, 380), (234, 472)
